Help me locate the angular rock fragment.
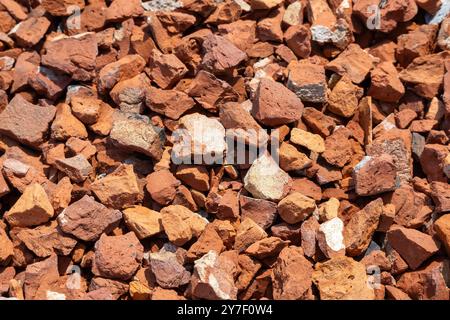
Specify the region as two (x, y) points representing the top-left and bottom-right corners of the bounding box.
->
(312, 256), (375, 300)
(396, 25), (438, 68)
(287, 61), (326, 103)
(175, 165), (210, 192)
(317, 217), (345, 258)
(328, 75), (363, 118)
(42, 0), (85, 16)
(190, 250), (238, 300)
(278, 192), (316, 224)
(321, 128), (352, 167)
(187, 224), (225, 260)
(430, 181), (450, 213)
(147, 50), (188, 89)
(387, 225), (440, 270)
(146, 86), (195, 120)
(149, 250), (190, 289)
(234, 218), (268, 252)
(98, 55), (146, 93)
(367, 129), (412, 185)
(0, 266), (15, 294)
(240, 196), (277, 230)
(109, 112), (164, 161)
(368, 60), (405, 103)
(58, 195), (122, 242)
(257, 6), (284, 43)
(252, 78), (304, 127)
(10, 17), (50, 47)
(110, 73), (150, 113)
(16, 221), (77, 258)
(284, 25), (311, 59)
(55, 155), (93, 183)
(302, 107), (336, 137)
(160, 205), (208, 246)
(90, 164), (142, 209)
(186, 70), (238, 113)
(28, 66), (72, 100)
(0, 95), (56, 148)
(220, 102), (269, 146)
(146, 170), (181, 205)
(51, 103), (88, 141)
(272, 246), (313, 300)
(41, 33), (98, 81)
(5, 184), (54, 228)
(290, 128), (325, 153)
(399, 52), (448, 99)
(23, 254), (60, 300)
(201, 34), (247, 74)
(353, 155), (398, 196)
(123, 206), (162, 240)
(92, 232), (143, 281)
(243, 153), (291, 201)
(344, 198), (383, 256)
(300, 216), (319, 257)
(0, 227), (13, 265)
(106, 0), (144, 22)
(326, 44), (376, 84)
(172, 113), (226, 164)
(245, 237), (289, 259)
(70, 96), (101, 125)
(308, 0), (353, 48)
(397, 260), (449, 300)
(279, 142), (312, 172)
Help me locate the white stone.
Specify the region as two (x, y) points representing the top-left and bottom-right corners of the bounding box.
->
(244, 153), (290, 201)
(310, 24), (350, 49)
(426, 0), (450, 24)
(317, 217), (345, 257)
(141, 0), (182, 11)
(46, 291), (66, 300)
(283, 1), (302, 26)
(437, 17), (450, 50)
(2, 158), (30, 176)
(172, 113), (226, 165)
(193, 251), (236, 300)
(234, 0), (251, 11)
(0, 57), (15, 71)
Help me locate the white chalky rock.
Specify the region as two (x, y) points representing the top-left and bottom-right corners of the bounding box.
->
(172, 113), (226, 165)
(317, 217), (345, 258)
(426, 0), (450, 24)
(437, 17), (450, 50)
(244, 153), (291, 201)
(248, 58), (273, 96)
(311, 24), (350, 49)
(191, 250), (237, 300)
(141, 0), (182, 11)
(283, 1), (303, 27)
(0, 57), (15, 71)
(234, 0), (251, 11)
(46, 291), (66, 300)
